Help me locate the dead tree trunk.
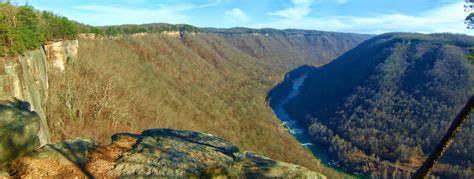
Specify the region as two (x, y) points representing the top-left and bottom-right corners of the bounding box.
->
(412, 95), (474, 179)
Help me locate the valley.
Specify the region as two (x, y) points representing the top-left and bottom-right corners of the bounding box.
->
(270, 73), (358, 176)
(1, 2), (473, 178)
(268, 33), (474, 178)
(41, 30), (369, 178)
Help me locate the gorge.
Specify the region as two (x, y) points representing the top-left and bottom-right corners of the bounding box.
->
(0, 20), (370, 177)
(2, 3), (473, 178)
(268, 33), (474, 178)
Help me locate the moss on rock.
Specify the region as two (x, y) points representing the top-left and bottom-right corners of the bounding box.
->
(0, 97), (40, 173)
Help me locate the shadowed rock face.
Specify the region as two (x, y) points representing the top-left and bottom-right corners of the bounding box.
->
(11, 128), (325, 178)
(0, 97), (40, 173)
(1, 40), (79, 146)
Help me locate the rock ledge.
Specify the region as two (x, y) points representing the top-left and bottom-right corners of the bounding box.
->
(10, 128), (325, 178)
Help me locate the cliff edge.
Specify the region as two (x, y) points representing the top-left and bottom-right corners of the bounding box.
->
(2, 99), (324, 178)
(0, 40), (78, 145)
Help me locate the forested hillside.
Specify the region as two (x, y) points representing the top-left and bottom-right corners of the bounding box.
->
(98, 24), (370, 70)
(100, 23), (202, 36)
(281, 33), (474, 177)
(44, 29), (369, 177)
(213, 28), (371, 70)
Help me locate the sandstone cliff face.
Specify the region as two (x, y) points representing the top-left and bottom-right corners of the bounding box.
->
(43, 40), (79, 72)
(0, 40), (78, 145)
(10, 128), (325, 178)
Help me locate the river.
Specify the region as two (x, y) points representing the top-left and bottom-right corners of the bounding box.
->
(270, 75), (359, 177)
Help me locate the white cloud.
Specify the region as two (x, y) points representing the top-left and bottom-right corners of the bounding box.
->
(336, 0), (348, 5)
(225, 8), (250, 22)
(255, 2), (473, 35)
(73, 5), (189, 25)
(267, 0), (315, 19)
(73, 1), (221, 26)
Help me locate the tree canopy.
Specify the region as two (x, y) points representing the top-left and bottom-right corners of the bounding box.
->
(0, 3), (99, 56)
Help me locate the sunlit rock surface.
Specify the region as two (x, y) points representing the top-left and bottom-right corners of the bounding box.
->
(0, 40), (78, 145)
(11, 128), (325, 178)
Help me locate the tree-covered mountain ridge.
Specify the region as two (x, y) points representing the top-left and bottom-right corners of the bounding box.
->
(275, 32), (474, 177)
(87, 23), (373, 69)
(97, 22), (371, 37)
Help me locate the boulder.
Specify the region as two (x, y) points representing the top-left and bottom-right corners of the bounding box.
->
(110, 128), (324, 178)
(0, 97), (40, 174)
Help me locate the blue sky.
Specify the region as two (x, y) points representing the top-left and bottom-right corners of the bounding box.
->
(12, 0), (474, 34)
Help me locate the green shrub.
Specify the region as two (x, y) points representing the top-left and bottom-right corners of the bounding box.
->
(0, 3), (97, 56)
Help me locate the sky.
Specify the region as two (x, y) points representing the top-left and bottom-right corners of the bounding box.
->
(12, 0), (474, 35)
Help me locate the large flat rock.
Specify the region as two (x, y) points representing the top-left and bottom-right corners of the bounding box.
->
(11, 128), (325, 178)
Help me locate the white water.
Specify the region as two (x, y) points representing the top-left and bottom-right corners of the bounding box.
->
(270, 74), (361, 176)
(271, 74), (334, 165)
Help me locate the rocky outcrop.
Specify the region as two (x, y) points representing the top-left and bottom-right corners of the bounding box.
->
(0, 97), (40, 174)
(78, 33), (97, 40)
(10, 128), (325, 178)
(43, 40), (78, 72)
(159, 31), (197, 38)
(0, 40), (78, 145)
(1, 49), (50, 145)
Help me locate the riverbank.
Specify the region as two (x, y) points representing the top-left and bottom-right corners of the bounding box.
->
(270, 74), (363, 178)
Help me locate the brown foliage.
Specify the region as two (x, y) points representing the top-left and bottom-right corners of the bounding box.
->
(45, 34), (338, 175)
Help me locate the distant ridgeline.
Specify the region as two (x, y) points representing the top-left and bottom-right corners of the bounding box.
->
(0, 3), (99, 56)
(98, 23), (370, 37)
(0, 1), (371, 52)
(99, 23), (202, 36)
(94, 24), (372, 70)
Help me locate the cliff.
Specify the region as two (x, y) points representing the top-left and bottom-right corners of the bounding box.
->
(0, 40), (78, 145)
(43, 40), (79, 72)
